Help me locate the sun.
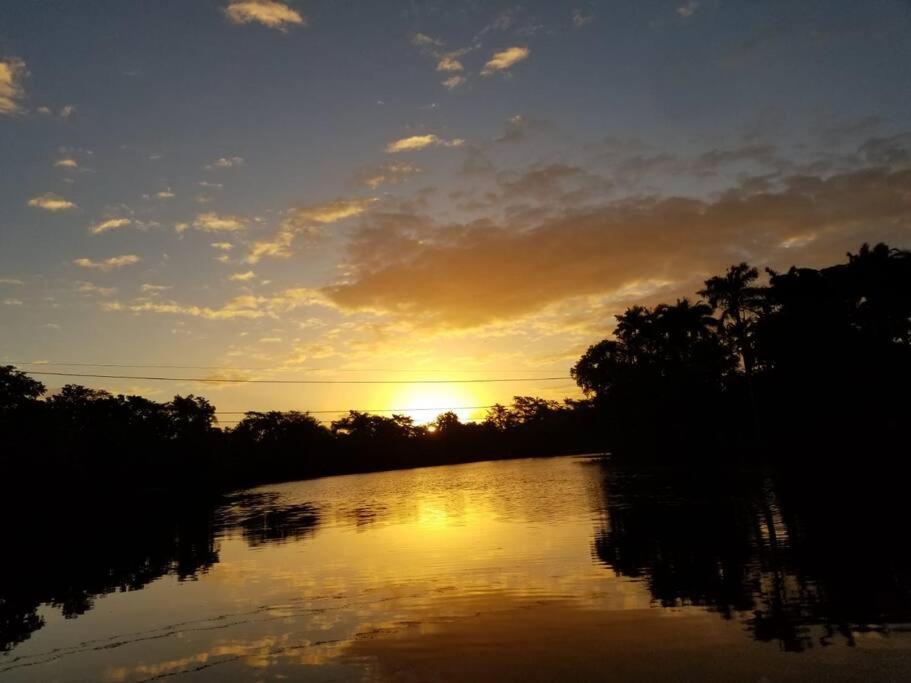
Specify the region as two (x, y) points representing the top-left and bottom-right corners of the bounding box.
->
(388, 384), (482, 425)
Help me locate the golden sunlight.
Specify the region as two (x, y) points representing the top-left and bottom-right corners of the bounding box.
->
(388, 383), (483, 425)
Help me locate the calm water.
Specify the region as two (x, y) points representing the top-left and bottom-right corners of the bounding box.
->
(2, 456), (911, 681)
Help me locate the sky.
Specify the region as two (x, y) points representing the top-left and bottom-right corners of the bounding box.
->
(1, 0), (910, 424)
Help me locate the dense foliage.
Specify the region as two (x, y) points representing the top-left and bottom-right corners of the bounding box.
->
(1, 243), (908, 494)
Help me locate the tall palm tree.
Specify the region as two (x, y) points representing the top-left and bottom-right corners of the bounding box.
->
(699, 263), (767, 441)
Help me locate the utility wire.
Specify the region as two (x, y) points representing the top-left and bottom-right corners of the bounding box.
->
(23, 371), (572, 385)
(6, 361), (562, 375)
(214, 404), (499, 415)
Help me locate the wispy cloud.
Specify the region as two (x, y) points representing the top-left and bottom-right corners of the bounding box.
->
(411, 33), (443, 48)
(54, 158), (78, 169)
(229, 270), (256, 281)
(442, 75), (466, 90)
(27, 193), (77, 212)
(211, 242), (235, 251)
(357, 162), (421, 189)
(572, 9), (594, 28)
(386, 134), (465, 153)
(0, 278), (24, 285)
(677, 1), (699, 18)
(436, 55), (464, 72)
(205, 156), (244, 170)
(223, 1), (305, 31)
(76, 281), (117, 297)
(89, 217), (132, 234)
(182, 212), (247, 232)
(245, 197), (375, 263)
(481, 47), (530, 76)
(103, 288), (333, 320)
(73, 255), (140, 271)
(0, 58), (27, 116)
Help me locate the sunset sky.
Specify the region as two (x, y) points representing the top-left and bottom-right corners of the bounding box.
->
(2, 0), (910, 423)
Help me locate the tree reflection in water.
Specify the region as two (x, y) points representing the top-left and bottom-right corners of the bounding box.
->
(592, 464), (911, 651)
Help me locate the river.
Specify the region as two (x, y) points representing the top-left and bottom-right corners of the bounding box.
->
(2, 455), (910, 681)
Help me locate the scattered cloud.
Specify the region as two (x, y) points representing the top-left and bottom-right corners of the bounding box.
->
(0, 58), (27, 115)
(59, 104), (76, 119)
(437, 55), (464, 72)
(245, 197), (374, 263)
(0, 278), (24, 285)
(27, 193), (76, 212)
(572, 9), (594, 28)
(677, 1), (699, 17)
(386, 134), (465, 153)
(141, 284), (171, 293)
(229, 270), (256, 282)
(357, 161), (421, 189)
(73, 255), (140, 271)
(183, 212), (247, 232)
(3, 298), (23, 306)
(76, 282), (117, 297)
(411, 33), (443, 48)
(205, 156), (244, 170)
(442, 75), (466, 90)
(223, 1), (305, 31)
(495, 114), (551, 144)
(54, 158), (78, 169)
(89, 217), (132, 234)
(481, 47), (530, 76)
(103, 288), (333, 321)
(211, 241), (235, 251)
(156, 189), (175, 199)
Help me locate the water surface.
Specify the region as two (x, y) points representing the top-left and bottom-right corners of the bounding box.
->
(2, 456), (910, 681)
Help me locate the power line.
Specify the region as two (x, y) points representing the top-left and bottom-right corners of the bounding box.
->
(23, 371), (572, 385)
(6, 361), (563, 375)
(214, 404), (499, 415)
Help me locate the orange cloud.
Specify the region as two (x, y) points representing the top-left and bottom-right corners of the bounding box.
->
(325, 167), (911, 328)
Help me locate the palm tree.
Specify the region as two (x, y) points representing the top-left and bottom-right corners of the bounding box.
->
(699, 263), (767, 441)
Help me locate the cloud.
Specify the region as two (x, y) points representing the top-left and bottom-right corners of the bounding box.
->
(103, 288), (333, 321)
(205, 156), (244, 170)
(156, 190), (175, 199)
(481, 47), (530, 76)
(211, 241), (235, 251)
(436, 56), (464, 72)
(140, 284), (171, 293)
(59, 104), (76, 119)
(73, 255), (140, 271)
(185, 212), (247, 232)
(76, 282), (117, 297)
(3, 298), (23, 306)
(442, 75), (466, 90)
(89, 217), (132, 234)
(386, 134), (465, 153)
(229, 270), (256, 281)
(0, 58), (27, 115)
(0, 278), (24, 285)
(324, 166), (911, 328)
(357, 162), (421, 189)
(223, 1), (305, 31)
(27, 193), (77, 212)
(244, 197), (375, 263)
(572, 9), (594, 28)
(495, 114), (551, 144)
(412, 33), (443, 48)
(54, 158), (78, 169)
(677, 1), (699, 17)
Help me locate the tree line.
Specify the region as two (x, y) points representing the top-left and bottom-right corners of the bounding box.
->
(1, 242), (908, 495)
